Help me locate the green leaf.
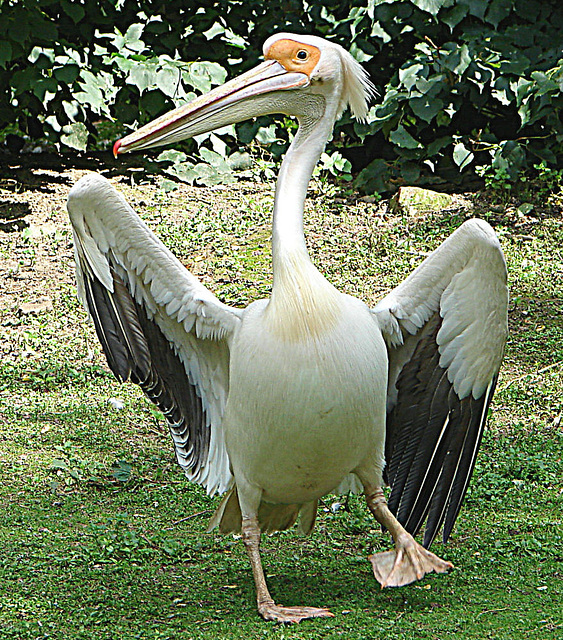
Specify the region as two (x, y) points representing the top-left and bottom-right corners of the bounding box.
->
(111, 460), (133, 483)
(530, 71), (559, 98)
(228, 151), (253, 171)
(442, 44), (471, 76)
(186, 61), (227, 94)
(411, 0), (449, 16)
(256, 124), (279, 145)
(399, 161), (421, 183)
(485, 0), (512, 27)
(123, 23), (145, 52)
(399, 63), (425, 92)
(33, 77), (58, 103)
(9, 19), (30, 44)
(202, 23), (225, 40)
(350, 43), (372, 63)
(74, 70), (115, 116)
(453, 142), (474, 170)
(355, 158), (389, 193)
(202, 22), (246, 48)
(162, 539), (182, 556)
(389, 124), (421, 149)
(156, 67), (180, 98)
(0, 40), (11, 67)
(409, 96), (443, 123)
(128, 61), (158, 93)
(427, 135), (452, 155)
(370, 22), (391, 43)
(200, 147), (230, 169)
(492, 141), (526, 179)
(464, 0), (489, 20)
(12, 67), (42, 94)
(54, 64), (80, 84)
(61, 0), (85, 24)
(156, 150), (188, 164)
(441, 4), (468, 30)
(61, 122), (88, 151)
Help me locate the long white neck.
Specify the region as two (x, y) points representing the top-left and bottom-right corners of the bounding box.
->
(271, 106), (335, 290)
(266, 99), (342, 339)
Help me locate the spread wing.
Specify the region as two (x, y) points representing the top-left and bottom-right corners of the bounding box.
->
(373, 219), (508, 547)
(67, 173), (242, 495)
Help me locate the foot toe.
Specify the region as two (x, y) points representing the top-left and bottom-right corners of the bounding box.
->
(259, 603), (334, 623)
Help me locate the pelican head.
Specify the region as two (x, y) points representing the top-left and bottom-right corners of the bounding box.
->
(114, 33), (375, 156)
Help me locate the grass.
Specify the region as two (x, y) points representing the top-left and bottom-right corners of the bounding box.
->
(0, 169), (562, 639)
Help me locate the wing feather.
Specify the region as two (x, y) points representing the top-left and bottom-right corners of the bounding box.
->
(374, 218), (508, 546)
(67, 173), (241, 495)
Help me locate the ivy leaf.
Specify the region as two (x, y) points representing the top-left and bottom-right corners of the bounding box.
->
(485, 0), (512, 27)
(389, 124), (421, 149)
(465, 0), (489, 20)
(442, 4), (468, 30)
(60, 122), (88, 151)
(121, 23), (146, 53)
(74, 70), (114, 115)
(186, 61), (227, 94)
(409, 96), (443, 123)
(355, 158), (389, 194)
(370, 22), (391, 43)
(33, 77), (58, 103)
(411, 0), (447, 16)
(156, 150), (188, 164)
(399, 63), (425, 92)
(53, 64), (80, 84)
(427, 135), (453, 156)
(156, 67), (180, 98)
(256, 124), (279, 145)
(61, 0), (85, 23)
(453, 142), (474, 170)
(128, 61), (158, 93)
(442, 44), (471, 76)
(12, 66), (42, 94)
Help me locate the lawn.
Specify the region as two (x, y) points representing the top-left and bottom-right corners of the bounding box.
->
(0, 162), (562, 639)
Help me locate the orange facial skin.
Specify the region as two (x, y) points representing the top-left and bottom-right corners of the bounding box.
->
(265, 39), (321, 77)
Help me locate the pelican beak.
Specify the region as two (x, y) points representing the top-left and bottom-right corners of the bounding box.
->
(114, 60), (309, 156)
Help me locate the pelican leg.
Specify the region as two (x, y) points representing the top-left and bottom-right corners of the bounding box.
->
(365, 488), (453, 587)
(241, 515), (334, 623)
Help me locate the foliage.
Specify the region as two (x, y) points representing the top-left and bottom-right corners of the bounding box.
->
(50, 441), (134, 487)
(1, 0), (562, 191)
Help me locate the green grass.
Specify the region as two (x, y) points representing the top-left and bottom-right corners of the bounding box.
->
(0, 173), (562, 639)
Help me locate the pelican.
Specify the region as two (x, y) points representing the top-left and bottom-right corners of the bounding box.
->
(67, 33), (508, 623)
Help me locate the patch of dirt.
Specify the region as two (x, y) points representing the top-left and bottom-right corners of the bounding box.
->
(0, 167), (81, 310)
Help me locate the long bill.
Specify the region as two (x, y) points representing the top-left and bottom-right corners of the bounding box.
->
(114, 60), (309, 156)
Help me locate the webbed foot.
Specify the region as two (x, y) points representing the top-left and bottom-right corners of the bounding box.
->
(369, 532), (453, 587)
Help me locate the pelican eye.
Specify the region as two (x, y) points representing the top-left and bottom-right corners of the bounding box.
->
(296, 49), (309, 61)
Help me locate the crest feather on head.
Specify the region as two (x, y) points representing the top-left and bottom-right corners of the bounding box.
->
(335, 45), (377, 122)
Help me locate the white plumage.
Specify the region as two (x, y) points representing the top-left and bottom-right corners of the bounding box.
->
(67, 33), (508, 623)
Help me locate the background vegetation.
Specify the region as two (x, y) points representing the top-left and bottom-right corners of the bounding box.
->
(1, 163), (562, 640)
(1, 0), (562, 191)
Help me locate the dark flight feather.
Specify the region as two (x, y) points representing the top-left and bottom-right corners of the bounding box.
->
(83, 265), (209, 477)
(385, 313), (495, 547)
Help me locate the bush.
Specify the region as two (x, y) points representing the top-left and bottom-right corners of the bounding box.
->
(1, 0), (562, 192)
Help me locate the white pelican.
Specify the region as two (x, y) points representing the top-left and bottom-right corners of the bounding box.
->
(67, 33), (508, 623)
